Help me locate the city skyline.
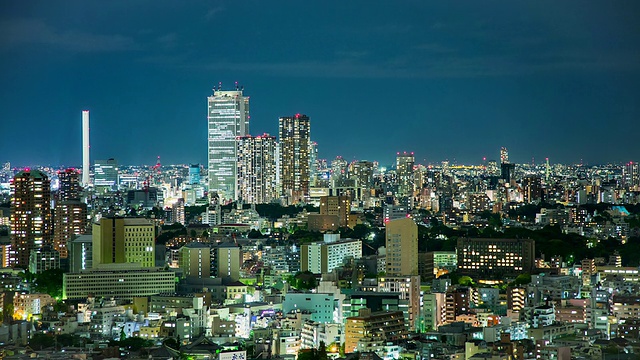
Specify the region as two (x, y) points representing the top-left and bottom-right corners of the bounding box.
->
(2, 1), (640, 167)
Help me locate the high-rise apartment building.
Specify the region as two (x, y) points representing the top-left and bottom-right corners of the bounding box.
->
(53, 200), (87, 258)
(385, 218), (418, 276)
(236, 134), (277, 204)
(623, 161), (639, 189)
(207, 88), (250, 202)
(319, 196), (351, 228)
(396, 152), (415, 206)
(57, 168), (82, 201)
(10, 170), (52, 268)
(522, 176), (542, 203)
(94, 158), (118, 193)
(349, 161), (374, 190)
(93, 217), (155, 268)
(279, 114), (310, 204)
(214, 243), (242, 281)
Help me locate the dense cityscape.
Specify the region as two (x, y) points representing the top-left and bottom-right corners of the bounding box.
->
(3, 1), (640, 359)
(0, 84), (639, 360)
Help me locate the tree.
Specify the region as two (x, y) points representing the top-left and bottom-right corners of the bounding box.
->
(33, 268), (64, 299)
(247, 229), (263, 238)
(30, 333), (55, 350)
(317, 341), (328, 360)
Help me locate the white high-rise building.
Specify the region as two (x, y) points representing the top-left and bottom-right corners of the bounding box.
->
(82, 110), (90, 187)
(207, 87), (250, 202)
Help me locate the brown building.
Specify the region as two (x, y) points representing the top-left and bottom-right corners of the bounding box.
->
(319, 196), (351, 228)
(53, 200), (87, 258)
(345, 309), (407, 353)
(307, 214), (339, 232)
(385, 218), (418, 276)
(10, 170), (52, 268)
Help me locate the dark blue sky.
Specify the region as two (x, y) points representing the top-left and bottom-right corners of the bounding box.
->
(1, 1), (639, 167)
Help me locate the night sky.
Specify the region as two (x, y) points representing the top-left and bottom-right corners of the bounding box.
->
(1, 1), (639, 168)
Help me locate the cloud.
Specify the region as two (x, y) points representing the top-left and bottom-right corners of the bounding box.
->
(205, 5), (225, 21)
(0, 18), (138, 52)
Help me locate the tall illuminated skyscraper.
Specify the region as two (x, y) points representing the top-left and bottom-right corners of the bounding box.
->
(396, 152), (415, 206)
(279, 114), (310, 204)
(10, 170), (52, 268)
(207, 87), (250, 202)
(236, 134), (277, 204)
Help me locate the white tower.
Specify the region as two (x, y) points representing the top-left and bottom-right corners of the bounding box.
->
(82, 110), (90, 187)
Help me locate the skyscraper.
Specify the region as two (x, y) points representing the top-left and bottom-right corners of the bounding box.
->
(236, 134), (277, 204)
(189, 164), (201, 185)
(385, 217), (418, 276)
(207, 88), (250, 202)
(10, 170), (52, 268)
(279, 114), (310, 204)
(57, 168), (82, 202)
(396, 152), (415, 206)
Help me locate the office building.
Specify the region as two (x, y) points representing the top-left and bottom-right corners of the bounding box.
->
(236, 134), (277, 204)
(62, 263), (176, 300)
(207, 88), (250, 202)
(69, 234), (92, 272)
(213, 243), (242, 281)
(93, 217), (155, 268)
(279, 114), (311, 204)
(94, 158), (118, 193)
(385, 218), (418, 276)
(319, 196), (350, 228)
(10, 170), (52, 268)
(179, 242), (211, 279)
(57, 168), (82, 201)
(82, 110), (90, 187)
(301, 237), (362, 274)
(53, 200), (87, 258)
(456, 238), (535, 277)
(189, 164), (201, 185)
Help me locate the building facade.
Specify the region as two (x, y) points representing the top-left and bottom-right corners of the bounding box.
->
(10, 170), (52, 268)
(93, 217), (155, 267)
(207, 88), (250, 202)
(236, 134), (277, 204)
(385, 218), (418, 276)
(279, 114), (310, 204)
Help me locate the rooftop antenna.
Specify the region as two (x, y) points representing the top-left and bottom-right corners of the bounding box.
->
(218, 82), (222, 91)
(235, 81), (239, 90)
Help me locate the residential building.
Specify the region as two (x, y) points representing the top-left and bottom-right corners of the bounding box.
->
(300, 237), (362, 274)
(10, 170), (52, 268)
(179, 242), (211, 279)
(236, 134), (277, 204)
(456, 238), (535, 277)
(345, 309), (407, 354)
(279, 114), (311, 204)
